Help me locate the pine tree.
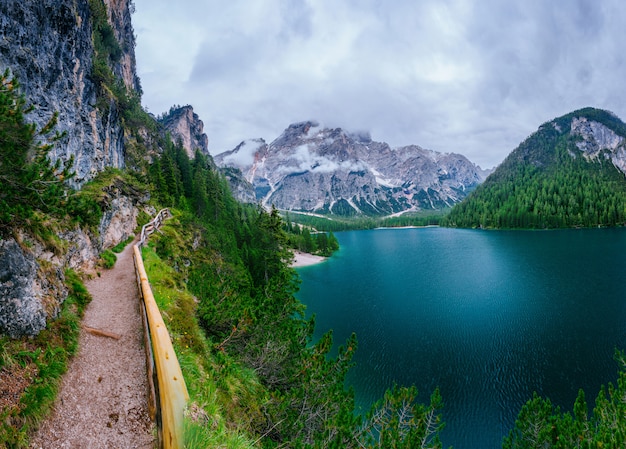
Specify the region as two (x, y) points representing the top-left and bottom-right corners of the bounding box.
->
(0, 70), (79, 235)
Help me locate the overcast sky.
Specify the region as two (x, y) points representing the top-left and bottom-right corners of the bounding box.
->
(132, 0), (626, 169)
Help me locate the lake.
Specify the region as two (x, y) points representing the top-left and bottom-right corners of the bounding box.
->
(295, 227), (626, 448)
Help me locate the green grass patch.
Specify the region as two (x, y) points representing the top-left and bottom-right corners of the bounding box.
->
(98, 249), (117, 269)
(111, 235), (134, 253)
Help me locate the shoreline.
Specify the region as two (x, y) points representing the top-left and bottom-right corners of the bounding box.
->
(374, 224), (440, 230)
(291, 251), (327, 268)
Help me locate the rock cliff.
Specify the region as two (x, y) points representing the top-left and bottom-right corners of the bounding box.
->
(0, 240), (47, 338)
(103, 0), (141, 93)
(159, 105), (210, 159)
(0, 0), (137, 187)
(570, 116), (626, 174)
(0, 176), (148, 337)
(215, 122), (490, 215)
(0, 0), (148, 337)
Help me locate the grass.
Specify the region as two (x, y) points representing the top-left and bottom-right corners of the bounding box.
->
(98, 249), (117, 268)
(111, 235), (134, 253)
(0, 270), (91, 448)
(140, 223), (261, 448)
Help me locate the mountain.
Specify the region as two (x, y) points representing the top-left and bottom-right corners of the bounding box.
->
(444, 108), (626, 228)
(159, 105), (210, 159)
(214, 121), (490, 216)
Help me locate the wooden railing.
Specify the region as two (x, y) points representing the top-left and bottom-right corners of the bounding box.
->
(139, 208), (172, 246)
(133, 208), (188, 449)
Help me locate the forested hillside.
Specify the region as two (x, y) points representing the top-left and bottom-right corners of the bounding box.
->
(444, 108), (626, 229)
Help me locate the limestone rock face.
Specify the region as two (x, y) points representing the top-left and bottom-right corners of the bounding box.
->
(103, 0), (141, 92)
(96, 178), (147, 250)
(215, 122), (490, 215)
(220, 167), (257, 204)
(99, 195), (138, 250)
(570, 117), (626, 174)
(159, 105), (210, 159)
(0, 0), (138, 186)
(0, 240), (46, 338)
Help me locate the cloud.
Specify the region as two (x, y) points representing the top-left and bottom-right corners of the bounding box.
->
(274, 143), (367, 175)
(221, 139), (265, 168)
(134, 0), (626, 169)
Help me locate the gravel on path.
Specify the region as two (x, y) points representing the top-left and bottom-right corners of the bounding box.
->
(30, 242), (155, 448)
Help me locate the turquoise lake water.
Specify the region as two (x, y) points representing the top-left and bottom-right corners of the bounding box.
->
(295, 227), (626, 448)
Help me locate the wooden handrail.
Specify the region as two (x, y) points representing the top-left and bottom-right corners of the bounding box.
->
(133, 208), (188, 449)
(139, 208), (172, 247)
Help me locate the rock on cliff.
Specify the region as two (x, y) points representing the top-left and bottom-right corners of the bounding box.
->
(220, 166), (257, 204)
(103, 0), (141, 93)
(570, 115), (626, 174)
(159, 105), (210, 159)
(215, 121), (490, 215)
(0, 240), (48, 338)
(0, 0), (137, 186)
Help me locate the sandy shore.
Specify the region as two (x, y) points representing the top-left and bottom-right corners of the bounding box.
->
(291, 251), (327, 267)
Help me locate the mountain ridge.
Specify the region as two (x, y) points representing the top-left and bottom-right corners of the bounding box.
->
(215, 121), (491, 216)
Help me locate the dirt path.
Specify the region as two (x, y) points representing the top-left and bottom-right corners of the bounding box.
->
(30, 242), (155, 449)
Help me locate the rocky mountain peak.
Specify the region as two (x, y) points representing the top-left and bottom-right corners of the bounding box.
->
(348, 130), (373, 144)
(159, 105), (210, 158)
(214, 138), (267, 183)
(215, 121), (489, 215)
(269, 120), (320, 148)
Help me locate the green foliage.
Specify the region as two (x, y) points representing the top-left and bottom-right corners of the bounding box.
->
(0, 70), (99, 240)
(445, 109), (626, 229)
(284, 210), (447, 233)
(88, 0), (120, 102)
(140, 239), (259, 448)
(87, 0), (155, 155)
(64, 269), (93, 310)
(88, 0), (121, 96)
(88, 0), (122, 64)
(285, 222), (340, 257)
(98, 249), (117, 268)
(359, 385), (445, 449)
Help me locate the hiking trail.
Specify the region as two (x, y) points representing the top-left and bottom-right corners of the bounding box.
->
(30, 241), (155, 448)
